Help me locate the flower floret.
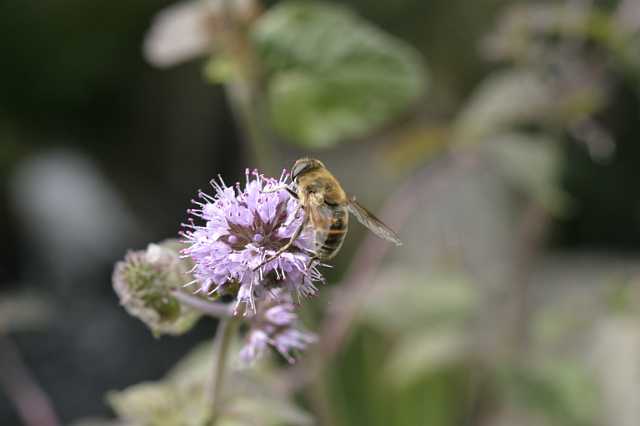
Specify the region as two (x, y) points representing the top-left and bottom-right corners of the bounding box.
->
(182, 169), (324, 313)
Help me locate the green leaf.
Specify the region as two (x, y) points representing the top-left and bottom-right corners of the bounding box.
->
(70, 419), (126, 426)
(453, 70), (553, 146)
(107, 340), (313, 426)
(204, 54), (240, 84)
(252, 1), (428, 148)
(384, 328), (470, 388)
(489, 134), (572, 215)
(108, 381), (204, 426)
(453, 69), (605, 147)
(357, 271), (477, 390)
(220, 395), (313, 426)
(486, 3), (640, 76)
(497, 362), (599, 426)
(360, 272), (478, 333)
(328, 327), (472, 426)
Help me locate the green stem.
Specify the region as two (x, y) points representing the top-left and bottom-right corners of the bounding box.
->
(205, 317), (239, 425)
(225, 81), (275, 173)
(216, 0), (275, 173)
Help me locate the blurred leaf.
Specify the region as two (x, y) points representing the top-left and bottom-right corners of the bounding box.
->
(384, 328), (470, 388)
(532, 306), (594, 349)
(361, 271), (478, 333)
(357, 270), (476, 393)
(527, 253), (640, 346)
(453, 69), (604, 149)
(220, 396), (313, 426)
(484, 3), (640, 75)
(204, 54), (240, 84)
(108, 381), (205, 426)
(489, 134), (571, 215)
(328, 326), (472, 426)
(497, 362), (599, 426)
(453, 70), (553, 146)
(108, 340), (312, 426)
(166, 337), (214, 384)
(143, 0), (214, 69)
(71, 419), (127, 426)
(379, 125), (450, 173)
(589, 317), (640, 426)
(253, 1), (428, 148)
(606, 275), (640, 314)
(0, 291), (54, 333)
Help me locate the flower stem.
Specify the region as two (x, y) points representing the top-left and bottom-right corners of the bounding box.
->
(170, 289), (233, 318)
(225, 81), (275, 173)
(217, 0), (275, 173)
(205, 317), (239, 425)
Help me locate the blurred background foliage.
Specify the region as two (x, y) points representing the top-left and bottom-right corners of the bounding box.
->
(3, 0), (640, 425)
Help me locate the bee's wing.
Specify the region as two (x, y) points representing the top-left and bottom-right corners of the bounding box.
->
(347, 198), (402, 246)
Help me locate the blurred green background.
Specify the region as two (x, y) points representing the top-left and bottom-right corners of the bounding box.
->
(2, 0), (640, 425)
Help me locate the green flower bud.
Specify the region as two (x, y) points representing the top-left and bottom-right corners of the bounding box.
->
(113, 240), (201, 337)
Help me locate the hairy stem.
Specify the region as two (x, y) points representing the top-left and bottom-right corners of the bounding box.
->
(206, 317), (239, 425)
(170, 290), (233, 318)
(218, 0), (274, 173)
(225, 81), (274, 172)
(509, 202), (549, 352)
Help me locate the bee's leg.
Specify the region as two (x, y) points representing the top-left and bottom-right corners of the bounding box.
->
(253, 208), (307, 271)
(286, 187), (298, 199)
(306, 256), (320, 269)
(261, 184), (288, 193)
(261, 184), (298, 199)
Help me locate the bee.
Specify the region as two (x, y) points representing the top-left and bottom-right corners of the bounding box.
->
(255, 158), (401, 270)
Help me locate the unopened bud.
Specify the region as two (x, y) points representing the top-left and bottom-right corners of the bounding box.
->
(113, 240), (200, 337)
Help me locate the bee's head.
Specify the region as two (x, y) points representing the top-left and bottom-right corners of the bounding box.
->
(291, 158), (324, 181)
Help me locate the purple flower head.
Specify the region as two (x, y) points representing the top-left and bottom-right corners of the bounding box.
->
(240, 290), (317, 363)
(182, 169), (323, 314)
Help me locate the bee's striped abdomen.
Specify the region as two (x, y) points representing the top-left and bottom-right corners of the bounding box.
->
(315, 206), (349, 260)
